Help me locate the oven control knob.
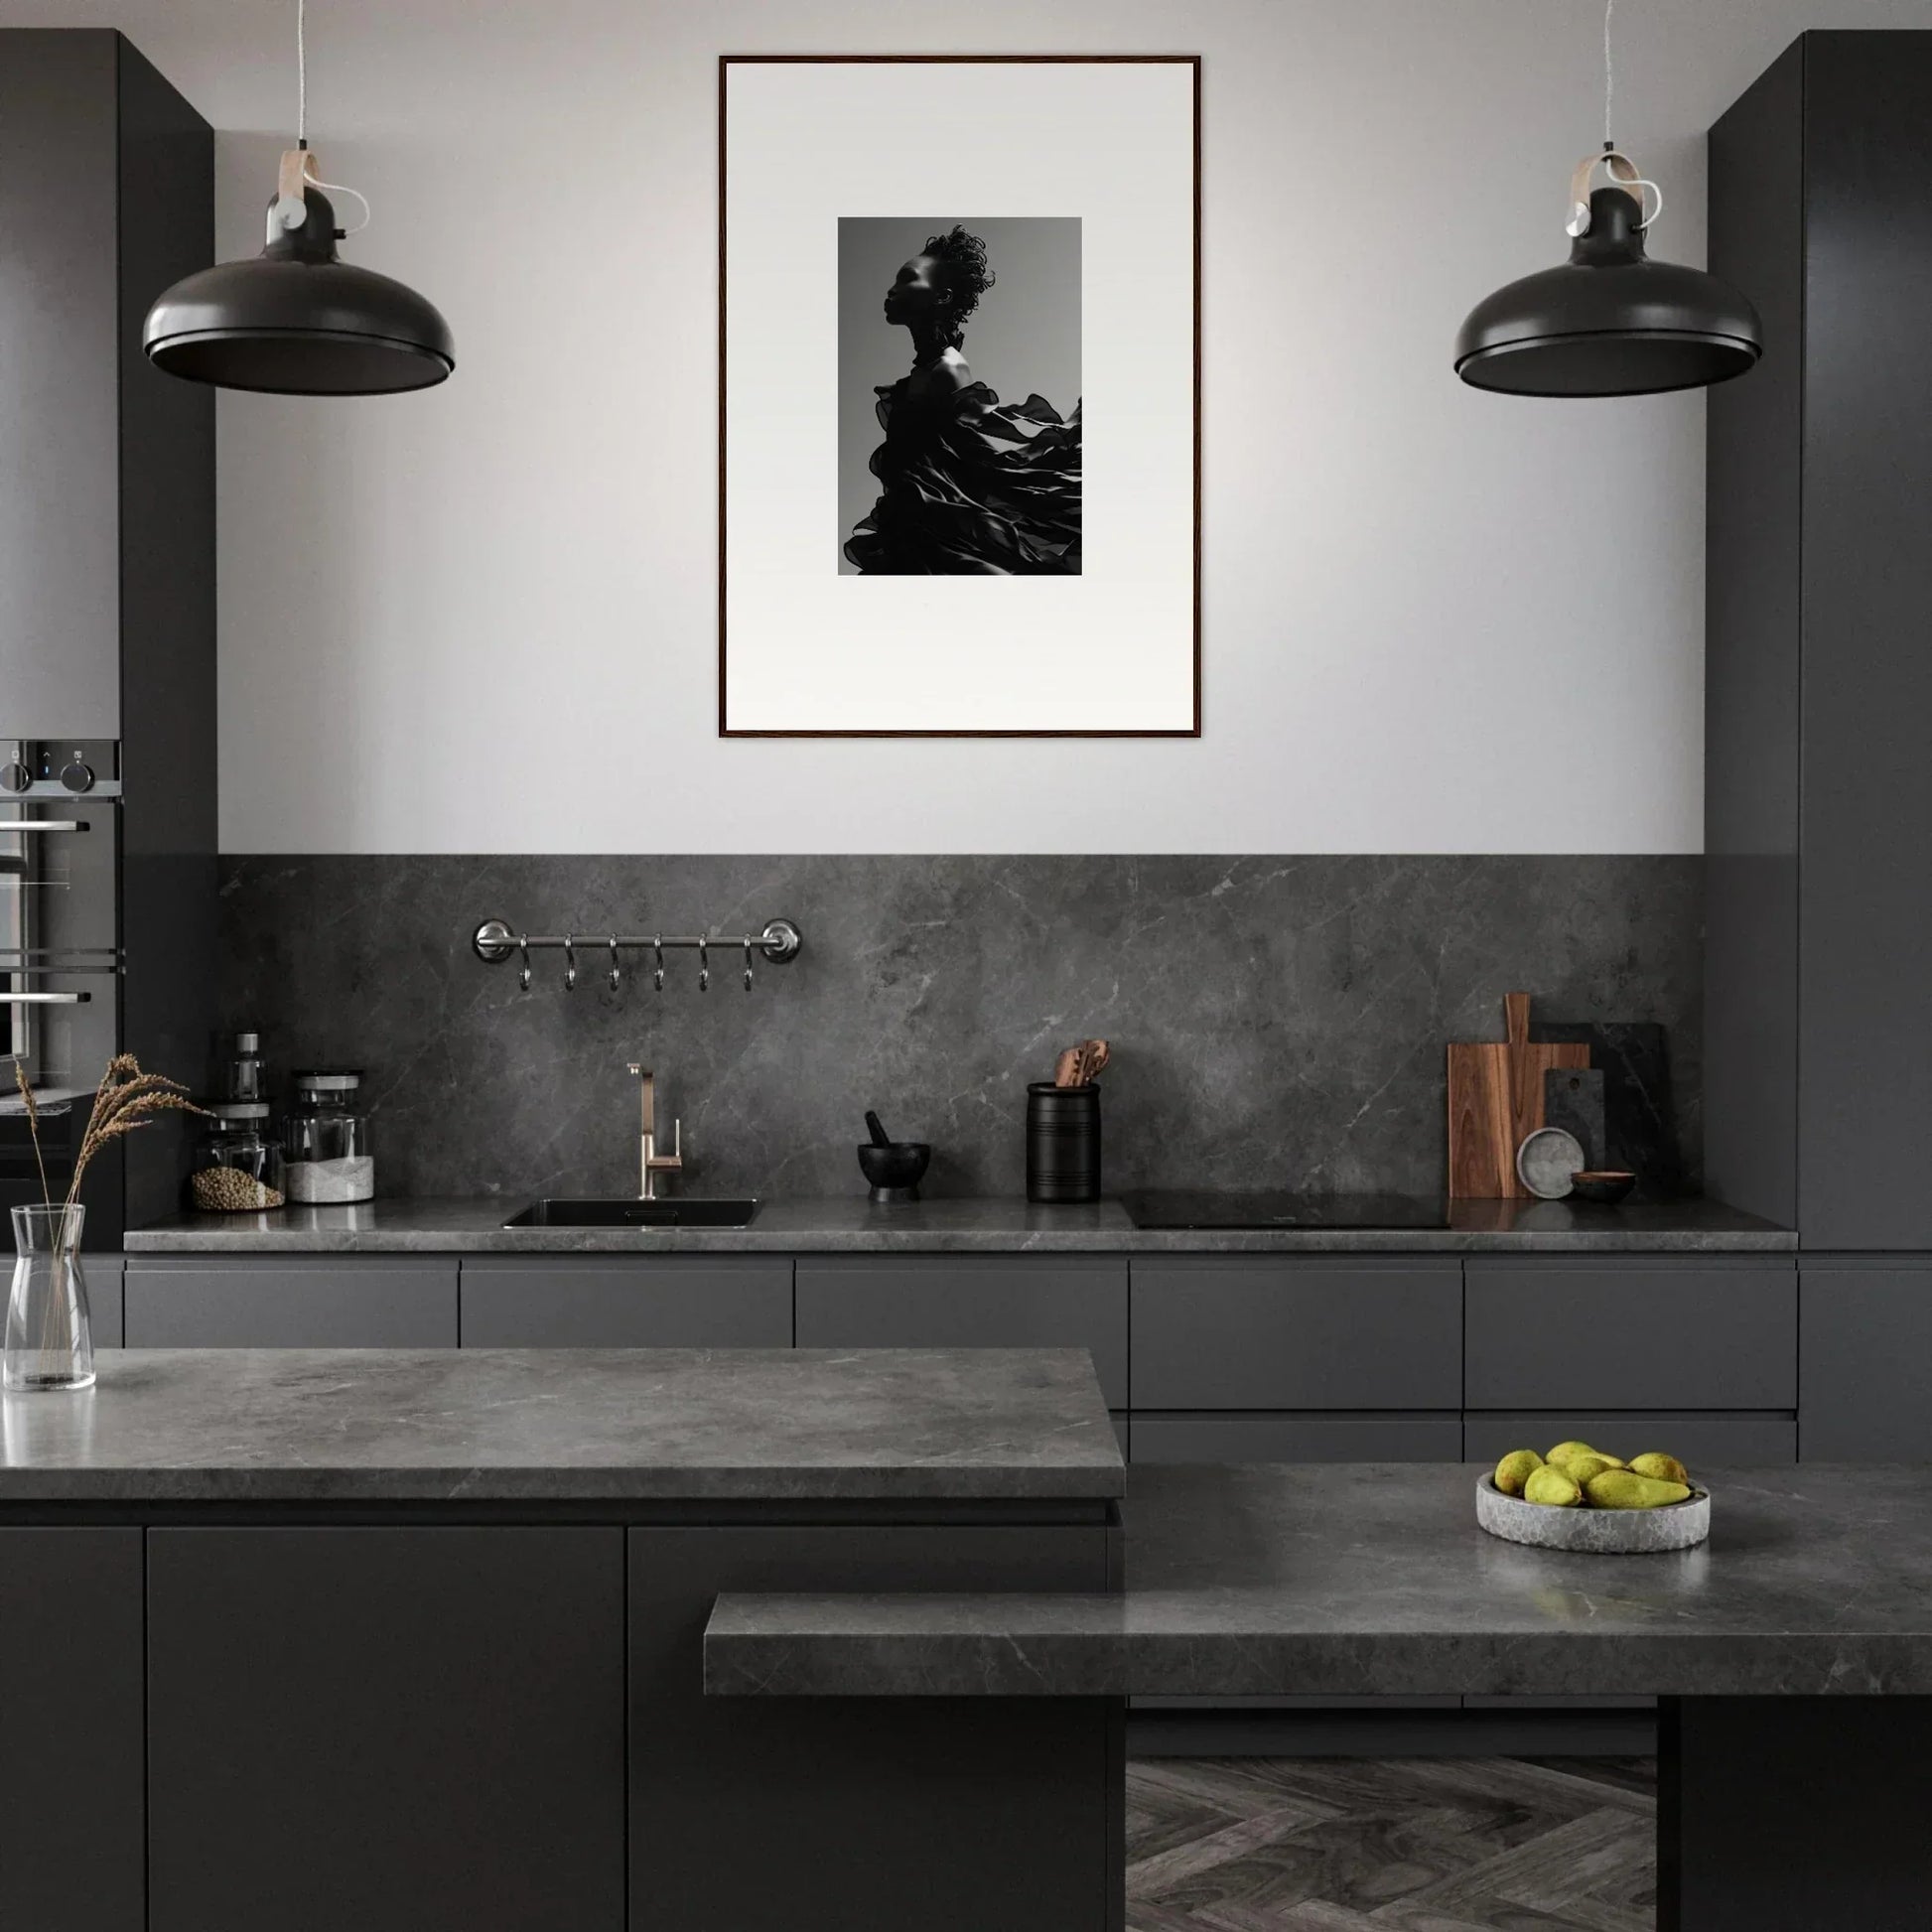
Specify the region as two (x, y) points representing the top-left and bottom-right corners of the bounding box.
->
(0, 761), (29, 793)
(60, 760), (95, 794)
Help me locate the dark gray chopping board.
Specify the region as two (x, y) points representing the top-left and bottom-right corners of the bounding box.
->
(1530, 1022), (1684, 1197)
(1543, 1066), (1606, 1172)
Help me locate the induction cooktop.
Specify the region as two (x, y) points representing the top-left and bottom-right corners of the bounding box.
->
(1120, 1191), (1450, 1231)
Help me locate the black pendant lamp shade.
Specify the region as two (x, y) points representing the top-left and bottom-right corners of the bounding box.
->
(1455, 178), (1760, 399)
(145, 178), (454, 395)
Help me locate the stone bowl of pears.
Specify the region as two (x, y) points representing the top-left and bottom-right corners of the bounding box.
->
(1477, 1441), (1711, 1553)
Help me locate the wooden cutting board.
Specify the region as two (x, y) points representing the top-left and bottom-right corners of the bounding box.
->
(1448, 993), (1589, 1198)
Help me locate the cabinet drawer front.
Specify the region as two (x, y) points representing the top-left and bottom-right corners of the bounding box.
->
(150, 1528), (623, 1932)
(1131, 1414), (1463, 1464)
(1131, 1260), (1461, 1411)
(1462, 1412), (1797, 1466)
(460, 1259), (791, 1348)
(1801, 1265), (1932, 1459)
(86, 1254), (123, 1348)
(794, 1259), (1128, 1408)
(1464, 1261), (1795, 1410)
(125, 1260), (458, 1347)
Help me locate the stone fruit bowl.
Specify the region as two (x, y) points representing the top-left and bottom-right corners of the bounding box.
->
(1476, 1474), (1711, 1553)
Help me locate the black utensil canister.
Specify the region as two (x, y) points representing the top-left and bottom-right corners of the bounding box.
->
(1027, 1081), (1101, 1203)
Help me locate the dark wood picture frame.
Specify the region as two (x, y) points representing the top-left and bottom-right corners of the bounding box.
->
(718, 53), (1202, 739)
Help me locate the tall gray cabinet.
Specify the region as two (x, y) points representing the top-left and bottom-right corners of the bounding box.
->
(0, 30), (216, 1238)
(1706, 32), (1932, 1455)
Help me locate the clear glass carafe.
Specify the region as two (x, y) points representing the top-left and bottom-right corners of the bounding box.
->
(6, 1204), (95, 1393)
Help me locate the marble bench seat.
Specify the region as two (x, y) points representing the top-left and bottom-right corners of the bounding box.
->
(705, 1460), (1932, 1698)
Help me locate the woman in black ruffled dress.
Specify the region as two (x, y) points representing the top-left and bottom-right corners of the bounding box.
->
(844, 225), (1081, 575)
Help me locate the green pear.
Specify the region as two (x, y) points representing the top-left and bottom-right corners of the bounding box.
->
(1586, 1469), (1693, 1510)
(1629, 1451), (1691, 1485)
(1494, 1449), (1543, 1496)
(1524, 1465), (1584, 1507)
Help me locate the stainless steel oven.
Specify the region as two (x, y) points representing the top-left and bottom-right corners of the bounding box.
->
(1, 741), (122, 1213)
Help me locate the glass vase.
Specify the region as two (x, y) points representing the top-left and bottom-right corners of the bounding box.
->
(6, 1204), (95, 1393)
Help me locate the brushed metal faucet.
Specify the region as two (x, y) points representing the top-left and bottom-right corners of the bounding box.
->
(624, 1063), (683, 1199)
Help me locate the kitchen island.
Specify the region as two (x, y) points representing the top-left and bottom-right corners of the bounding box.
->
(712, 1461), (1932, 1932)
(0, 1347), (1125, 1932)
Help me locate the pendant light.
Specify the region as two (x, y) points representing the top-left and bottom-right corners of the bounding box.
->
(143, 0), (453, 395)
(1453, 0), (1759, 397)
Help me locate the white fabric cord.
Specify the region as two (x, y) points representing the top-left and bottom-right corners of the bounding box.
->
(1603, 0), (1614, 148)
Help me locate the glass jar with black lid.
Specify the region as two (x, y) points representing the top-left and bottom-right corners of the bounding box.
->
(283, 1069), (375, 1204)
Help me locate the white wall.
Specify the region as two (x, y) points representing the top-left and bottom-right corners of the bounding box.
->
(1, 0), (1913, 853)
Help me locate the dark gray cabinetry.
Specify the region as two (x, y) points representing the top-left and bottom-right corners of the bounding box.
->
(1800, 1263), (1932, 1460)
(460, 1256), (791, 1347)
(1464, 1260), (1796, 1411)
(795, 1257), (1128, 1408)
(1708, 34), (1932, 1250)
(629, 1525), (1117, 1932)
(0, 30), (210, 734)
(84, 1253), (123, 1348)
(124, 1257), (459, 1346)
(147, 1527), (625, 1932)
(1133, 1414), (1462, 1463)
(1463, 1413), (1797, 1466)
(0, 32), (120, 727)
(0, 1529), (144, 1932)
(0, 29), (215, 1242)
(1131, 1258), (1461, 1411)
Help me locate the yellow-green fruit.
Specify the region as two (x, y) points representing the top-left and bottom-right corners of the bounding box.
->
(1494, 1449), (1543, 1496)
(1524, 1465), (1584, 1507)
(1629, 1452), (1690, 1485)
(1547, 1441), (1599, 1464)
(1585, 1469), (1693, 1510)
(1554, 1451), (1620, 1485)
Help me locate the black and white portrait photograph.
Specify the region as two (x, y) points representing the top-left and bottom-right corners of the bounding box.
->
(721, 56), (1198, 735)
(838, 217), (1082, 576)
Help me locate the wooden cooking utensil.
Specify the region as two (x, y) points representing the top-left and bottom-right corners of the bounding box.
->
(1447, 992), (1589, 1198)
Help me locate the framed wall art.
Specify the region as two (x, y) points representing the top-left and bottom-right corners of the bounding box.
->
(719, 55), (1201, 737)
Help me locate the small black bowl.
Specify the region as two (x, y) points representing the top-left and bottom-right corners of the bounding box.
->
(859, 1142), (930, 1203)
(1569, 1170), (1637, 1205)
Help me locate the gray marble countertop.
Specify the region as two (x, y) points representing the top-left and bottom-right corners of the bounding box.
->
(122, 1194), (1795, 1255)
(707, 1461), (1932, 1698)
(0, 1347), (1122, 1504)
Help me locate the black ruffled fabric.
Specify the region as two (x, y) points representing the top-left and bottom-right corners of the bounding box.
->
(844, 377), (1081, 575)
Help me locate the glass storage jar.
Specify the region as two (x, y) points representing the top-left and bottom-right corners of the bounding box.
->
(283, 1069), (375, 1204)
(189, 1103), (287, 1212)
(213, 1029), (266, 1103)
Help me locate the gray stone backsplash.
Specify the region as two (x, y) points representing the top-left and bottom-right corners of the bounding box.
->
(216, 856), (1702, 1203)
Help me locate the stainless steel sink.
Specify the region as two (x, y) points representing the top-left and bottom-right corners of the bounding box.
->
(502, 1197), (760, 1229)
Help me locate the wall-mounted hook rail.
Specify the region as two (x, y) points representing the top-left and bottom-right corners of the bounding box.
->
(473, 916), (803, 992)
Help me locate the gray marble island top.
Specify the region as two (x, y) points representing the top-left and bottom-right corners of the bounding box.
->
(0, 1347), (1123, 1505)
(706, 1461), (1932, 1698)
(122, 1194), (1795, 1254)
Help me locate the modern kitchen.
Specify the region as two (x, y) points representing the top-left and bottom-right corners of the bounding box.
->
(2, 4), (1930, 1930)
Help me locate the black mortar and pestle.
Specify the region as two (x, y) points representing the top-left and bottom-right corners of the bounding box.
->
(858, 1110), (930, 1204)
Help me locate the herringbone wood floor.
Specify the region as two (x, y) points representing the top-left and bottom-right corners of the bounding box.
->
(1126, 1756), (1656, 1931)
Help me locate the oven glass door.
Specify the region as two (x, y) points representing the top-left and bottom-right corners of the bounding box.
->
(1, 800), (118, 1093)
